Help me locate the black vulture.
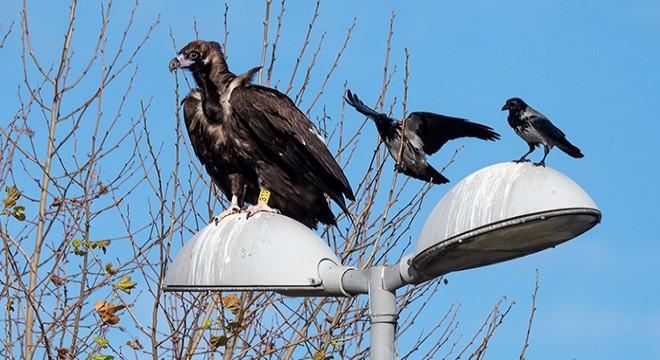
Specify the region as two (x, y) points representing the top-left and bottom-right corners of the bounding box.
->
(169, 40), (354, 229)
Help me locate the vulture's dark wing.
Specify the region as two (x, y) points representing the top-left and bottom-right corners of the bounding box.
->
(406, 112), (501, 155)
(230, 85), (355, 212)
(182, 90), (233, 202)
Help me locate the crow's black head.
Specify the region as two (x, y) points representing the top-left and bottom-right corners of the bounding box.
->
(169, 40), (223, 73)
(501, 97), (528, 112)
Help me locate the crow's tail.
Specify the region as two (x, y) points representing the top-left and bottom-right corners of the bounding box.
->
(417, 165), (450, 185)
(557, 140), (584, 158)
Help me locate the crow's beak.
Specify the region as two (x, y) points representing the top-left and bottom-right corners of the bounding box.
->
(501, 104), (510, 111)
(168, 57), (181, 73)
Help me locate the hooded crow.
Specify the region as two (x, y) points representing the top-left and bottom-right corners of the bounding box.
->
(345, 89), (500, 184)
(502, 97), (583, 167)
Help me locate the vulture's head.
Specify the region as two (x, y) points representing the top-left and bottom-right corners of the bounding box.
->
(169, 40), (224, 74)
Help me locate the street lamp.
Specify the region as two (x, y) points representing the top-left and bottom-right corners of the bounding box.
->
(411, 162), (601, 280)
(164, 162), (601, 359)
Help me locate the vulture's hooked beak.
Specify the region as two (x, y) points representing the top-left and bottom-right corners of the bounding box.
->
(168, 57), (181, 73)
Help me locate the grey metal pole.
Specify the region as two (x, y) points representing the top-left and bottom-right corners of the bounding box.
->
(368, 266), (398, 360)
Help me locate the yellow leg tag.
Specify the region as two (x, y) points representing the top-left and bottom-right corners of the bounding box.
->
(258, 189), (271, 205)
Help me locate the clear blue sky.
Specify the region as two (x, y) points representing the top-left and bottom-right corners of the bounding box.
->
(2, 1), (659, 358)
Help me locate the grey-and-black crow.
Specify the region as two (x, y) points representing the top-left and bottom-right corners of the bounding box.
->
(502, 97), (583, 167)
(345, 89), (500, 184)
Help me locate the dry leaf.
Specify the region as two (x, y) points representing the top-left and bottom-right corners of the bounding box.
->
(94, 240), (111, 248)
(92, 240), (111, 254)
(221, 294), (240, 315)
(126, 338), (142, 350)
(105, 262), (119, 275)
(94, 299), (126, 325)
(50, 274), (63, 286)
(312, 351), (332, 360)
(57, 348), (69, 360)
(3, 186), (20, 208)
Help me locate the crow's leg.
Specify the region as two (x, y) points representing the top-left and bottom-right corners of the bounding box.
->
(533, 145), (550, 167)
(513, 143), (535, 163)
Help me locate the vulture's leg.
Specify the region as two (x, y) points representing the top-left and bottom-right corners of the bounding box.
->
(246, 189), (280, 218)
(213, 195), (241, 225)
(213, 174), (245, 225)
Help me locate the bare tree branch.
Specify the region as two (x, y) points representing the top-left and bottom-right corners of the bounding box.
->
(520, 270), (539, 360)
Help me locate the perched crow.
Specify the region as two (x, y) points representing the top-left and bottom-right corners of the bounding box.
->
(169, 40), (354, 229)
(345, 89), (500, 184)
(502, 97), (583, 167)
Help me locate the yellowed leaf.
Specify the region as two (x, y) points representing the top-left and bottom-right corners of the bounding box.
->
(94, 240), (111, 248)
(3, 186), (20, 208)
(210, 335), (228, 351)
(221, 294), (241, 315)
(117, 276), (137, 294)
(105, 262), (119, 275)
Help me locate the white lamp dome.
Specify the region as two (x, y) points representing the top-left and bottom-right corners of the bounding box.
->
(411, 162), (601, 278)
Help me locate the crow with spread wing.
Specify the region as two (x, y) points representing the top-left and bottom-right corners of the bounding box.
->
(345, 89), (500, 184)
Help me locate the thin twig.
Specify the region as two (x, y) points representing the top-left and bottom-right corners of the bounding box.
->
(520, 270), (539, 360)
(285, 0), (320, 95)
(259, 0), (272, 85)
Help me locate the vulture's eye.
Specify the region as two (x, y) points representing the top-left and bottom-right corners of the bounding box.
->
(189, 51), (200, 60)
